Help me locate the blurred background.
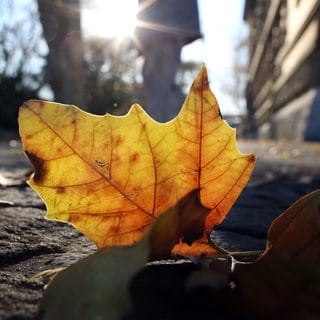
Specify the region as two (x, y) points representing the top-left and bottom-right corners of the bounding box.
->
(0, 0), (319, 141)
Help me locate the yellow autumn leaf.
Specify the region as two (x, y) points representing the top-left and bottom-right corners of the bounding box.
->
(18, 65), (255, 254)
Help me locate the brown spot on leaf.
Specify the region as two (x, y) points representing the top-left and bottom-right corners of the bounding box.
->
(114, 135), (123, 147)
(109, 225), (120, 234)
(56, 187), (65, 194)
(25, 152), (46, 184)
(68, 214), (81, 224)
(130, 152), (139, 163)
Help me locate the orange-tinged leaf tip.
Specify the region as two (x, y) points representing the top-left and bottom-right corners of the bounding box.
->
(172, 241), (218, 256)
(148, 189), (212, 259)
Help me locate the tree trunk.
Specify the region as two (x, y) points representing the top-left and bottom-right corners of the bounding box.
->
(37, 0), (85, 108)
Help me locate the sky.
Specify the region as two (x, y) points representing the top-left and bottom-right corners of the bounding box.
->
(82, 0), (249, 115)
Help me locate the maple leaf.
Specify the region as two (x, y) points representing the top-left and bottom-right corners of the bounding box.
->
(265, 189), (320, 263)
(18, 65), (255, 254)
(231, 189), (320, 319)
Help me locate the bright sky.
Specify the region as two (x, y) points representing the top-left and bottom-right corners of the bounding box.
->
(82, 0), (248, 115)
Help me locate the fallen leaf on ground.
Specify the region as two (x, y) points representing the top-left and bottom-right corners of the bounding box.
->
(19, 65), (255, 254)
(231, 189), (320, 319)
(39, 236), (149, 320)
(265, 189), (320, 263)
(38, 190), (208, 320)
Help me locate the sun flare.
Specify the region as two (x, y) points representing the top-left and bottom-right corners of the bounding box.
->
(81, 0), (138, 38)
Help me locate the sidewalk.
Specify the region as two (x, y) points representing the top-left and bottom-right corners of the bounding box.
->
(1, 137), (320, 319)
(212, 140), (320, 252)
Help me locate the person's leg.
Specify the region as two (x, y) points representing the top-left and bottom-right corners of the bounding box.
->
(141, 39), (183, 122)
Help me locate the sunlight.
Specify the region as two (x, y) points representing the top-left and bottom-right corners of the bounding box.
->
(81, 0), (138, 38)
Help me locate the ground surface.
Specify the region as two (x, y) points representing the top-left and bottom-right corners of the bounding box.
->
(1, 133), (320, 319)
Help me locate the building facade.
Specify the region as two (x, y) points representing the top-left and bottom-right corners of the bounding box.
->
(243, 0), (320, 140)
